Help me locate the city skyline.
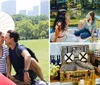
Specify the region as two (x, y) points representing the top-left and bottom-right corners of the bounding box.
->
(0, 0), (40, 14)
(0, 0), (49, 17)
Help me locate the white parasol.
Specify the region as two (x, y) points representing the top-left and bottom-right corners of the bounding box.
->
(0, 11), (15, 34)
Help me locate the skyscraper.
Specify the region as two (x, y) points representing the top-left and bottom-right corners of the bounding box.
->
(33, 5), (39, 16)
(40, 0), (49, 17)
(1, 0), (16, 15)
(27, 10), (34, 16)
(19, 10), (27, 15)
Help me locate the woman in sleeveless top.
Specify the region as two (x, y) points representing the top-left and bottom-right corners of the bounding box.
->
(51, 9), (69, 42)
(0, 31), (10, 77)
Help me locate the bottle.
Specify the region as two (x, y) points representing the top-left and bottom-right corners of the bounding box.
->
(90, 37), (94, 42)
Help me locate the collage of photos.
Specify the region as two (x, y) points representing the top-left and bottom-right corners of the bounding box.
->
(0, 0), (49, 85)
(50, 0), (100, 85)
(0, 0), (100, 85)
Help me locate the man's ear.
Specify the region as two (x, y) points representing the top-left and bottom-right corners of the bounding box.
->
(11, 38), (14, 41)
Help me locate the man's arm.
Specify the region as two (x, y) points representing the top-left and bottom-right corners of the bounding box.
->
(21, 50), (31, 84)
(21, 49), (46, 84)
(21, 50), (31, 70)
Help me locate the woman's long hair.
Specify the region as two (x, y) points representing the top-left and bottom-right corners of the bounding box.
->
(53, 9), (66, 31)
(88, 11), (95, 24)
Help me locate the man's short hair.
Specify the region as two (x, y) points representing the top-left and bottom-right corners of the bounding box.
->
(0, 31), (3, 36)
(7, 30), (19, 42)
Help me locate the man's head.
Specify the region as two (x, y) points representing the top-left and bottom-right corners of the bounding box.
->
(5, 30), (19, 46)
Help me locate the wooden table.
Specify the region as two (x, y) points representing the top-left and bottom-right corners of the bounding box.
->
(50, 74), (97, 85)
(0, 73), (16, 85)
(72, 73), (99, 85)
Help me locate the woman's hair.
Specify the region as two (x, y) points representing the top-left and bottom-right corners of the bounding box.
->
(88, 11), (95, 24)
(53, 9), (66, 31)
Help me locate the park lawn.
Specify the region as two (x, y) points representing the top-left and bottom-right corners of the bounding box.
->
(96, 20), (100, 28)
(11, 39), (49, 82)
(50, 18), (81, 27)
(69, 19), (80, 27)
(69, 19), (100, 28)
(50, 17), (100, 28)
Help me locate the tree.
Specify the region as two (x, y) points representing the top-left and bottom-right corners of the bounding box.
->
(39, 21), (49, 38)
(16, 20), (34, 39)
(12, 14), (29, 21)
(40, 31), (47, 39)
(32, 25), (40, 39)
(40, 15), (48, 21)
(29, 16), (39, 25)
(12, 14), (49, 39)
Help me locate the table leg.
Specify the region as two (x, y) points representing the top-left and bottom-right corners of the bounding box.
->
(90, 79), (95, 85)
(84, 79), (95, 85)
(78, 81), (80, 85)
(84, 80), (88, 85)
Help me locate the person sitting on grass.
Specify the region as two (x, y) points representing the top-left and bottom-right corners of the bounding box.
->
(50, 9), (70, 42)
(0, 31), (10, 77)
(74, 11), (96, 39)
(5, 30), (47, 85)
(51, 9), (70, 33)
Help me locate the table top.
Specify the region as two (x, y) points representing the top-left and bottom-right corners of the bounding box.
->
(0, 73), (16, 85)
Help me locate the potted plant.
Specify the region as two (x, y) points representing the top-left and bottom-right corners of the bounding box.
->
(50, 63), (60, 80)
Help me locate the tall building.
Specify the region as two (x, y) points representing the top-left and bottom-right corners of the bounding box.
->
(27, 5), (39, 16)
(40, 0), (49, 17)
(27, 10), (34, 16)
(33, 6), (39, 16)
(19, 10), (27, 15)
(1, 0), (16, 15)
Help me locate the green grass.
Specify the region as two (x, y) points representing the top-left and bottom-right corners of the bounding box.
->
(50, 17), (100, 28)
(96, 20), (100, 28)
(69, 19), (80, 27)
(50, 18), (81, 27)
(11, 39), (49, 82)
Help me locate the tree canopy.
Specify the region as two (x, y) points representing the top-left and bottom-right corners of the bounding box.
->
(12, 14), (49, 40)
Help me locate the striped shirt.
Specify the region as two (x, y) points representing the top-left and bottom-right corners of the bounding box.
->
(0, 45), (9, 74)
